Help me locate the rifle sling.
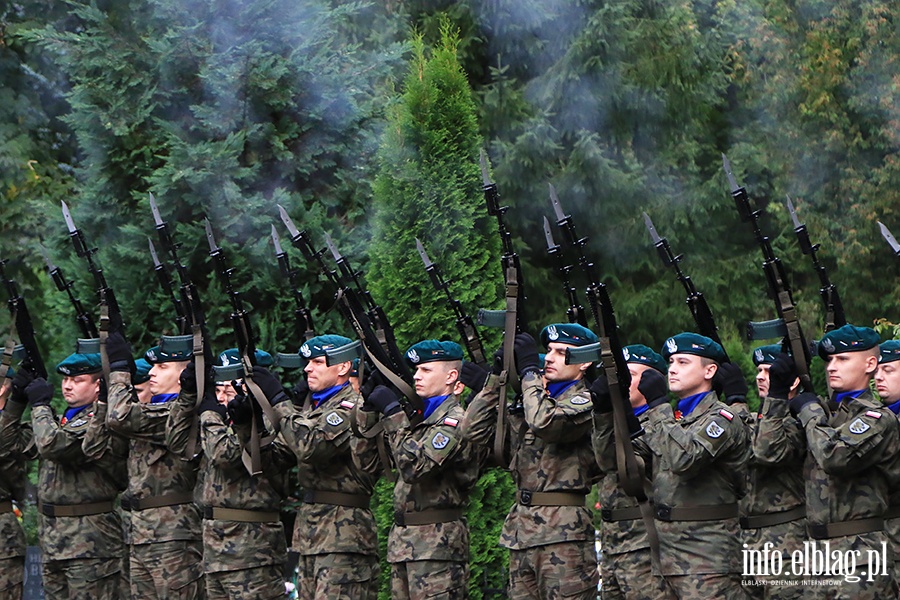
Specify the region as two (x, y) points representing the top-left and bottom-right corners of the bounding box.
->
(779, 291), (812, 389)
(361, 346), (416, 410)
(184, 324), (205, 461)
(240, 349), (282, 477)
(99, 304), (111, 383)
(494, 264), (518, 468)
(350, 406), (396, 483)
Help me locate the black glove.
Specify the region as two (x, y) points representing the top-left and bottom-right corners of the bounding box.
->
(179, 360), (198, 395)
(590, 375), (612, 413)
(106, 331), (135, 375)
(514, 333), (540, 377)
(250, 366), (288, 406)
(291, 377), (310, 401)
(98, 378), (108, 403)
(24, 378), (53, 408)
(638, 369), (669, 409)
(198, 389), (227, 419)
(714, 362), (748, 405)
(10, 366), (35, 406)
(460, 361), (490, 394)
(767, 353), (797, 399)
(364, 385), (401, 416)
(492, 345), (505, 375)
(788, 391), (818, 417)
(227, 392), (259, 426)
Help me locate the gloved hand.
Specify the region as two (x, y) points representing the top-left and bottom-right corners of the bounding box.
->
(198, 388), (227, 420)
(788, 391), (818, 417)
(106, 331), (135, 375)
(590, 375), (612, 413)
(514, 333), (540, 377)
(98, 378), (108, 403)
(291, 377), (310, 401)
(492, 345), (505, 375)
(10, 366), (35, 406)
(227, 393), (259, 426)
(460, 361), (490, 394)
(250, 366), (288, 406)
(767, 353), (797, 399)
(364, 385), (401, 416)
(714, 362), (748, 405)
(25, 378), (53, 408)
(179, 360), (198, 395)
(638, 369), (669, 409)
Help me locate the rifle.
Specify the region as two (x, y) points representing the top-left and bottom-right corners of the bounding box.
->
(149, 238), (189, 334)
(878, 221), (900, 257)
(60, 201), (123, 334)
(0, 260), (48, 379)
(642, 212), (729, 360)
(271, 225), (315, 342)
(722, 155), (813, 391)
(544, 186), (587, 327)
(415, 238), (488, 366)
(39, 243), (99, 340)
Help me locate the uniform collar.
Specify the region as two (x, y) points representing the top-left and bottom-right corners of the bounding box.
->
(150, 393), (179, 404)
(677, 391), (711, 419)
(312, 381), (350, 408)
(546, 380), (578, 398)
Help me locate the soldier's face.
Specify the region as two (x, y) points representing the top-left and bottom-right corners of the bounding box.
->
(627, 363), (650, 408)
(413, 362), (458, 399)
(875, 362), (900, 403)
(304, 357), (349, 393)
(0, 378), (10, 409)
(667, 354), (716, 399)
(825, 352), (876, 393)
(543, 343), (587, 383)
(148, 360), (188, 396)
(215, 383), (237, 405)
(61, 374), (100, 408)
(134, 382), (153, 404)
(756, 364), (771, 399)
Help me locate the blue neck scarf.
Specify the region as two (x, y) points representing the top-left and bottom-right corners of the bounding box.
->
(423, 394), (450, 420)
(677, 391), (709, 418)
(633, 404), (649, 417)
(151, 393), (179, 405)
(63, 405), (89, 423)
(886, 399), (900, 415)
(547, 380), (578, 398)
(312, 382), (349, 408)
(834, 389), (866, 405)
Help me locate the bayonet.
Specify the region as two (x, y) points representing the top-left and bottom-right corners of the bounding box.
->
(786, 195), (802, 229)
(39, 243), (98, 339)
(270, 224), (315, 341)
(643, 212), (662, 246)
(878, 221), (900, 256)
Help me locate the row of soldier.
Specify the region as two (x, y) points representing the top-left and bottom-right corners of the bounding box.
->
(2, 317), (900, 599)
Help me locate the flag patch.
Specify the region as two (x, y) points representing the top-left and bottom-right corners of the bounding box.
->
(865, 411), (882, 419)
(340, 400), (355, 410)
(718, 409), (734, 421)
(443, 418), (459, 427)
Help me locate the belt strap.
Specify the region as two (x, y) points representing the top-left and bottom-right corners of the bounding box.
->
(203, 506), (281, 523)
(394, 508), (463, 527)
(601, 505), (643, 522)
(809, 517), (884, 540)
(740, 505), (806, 529)
(518, 490), (586, 507)
(122, 492), (195, 512)
(656, 503), (739, 522)
(302, 490), (370, 509)
(0, 500), (13, 513)
(39, 500), (115, 518)
(884, 506), (900, 520)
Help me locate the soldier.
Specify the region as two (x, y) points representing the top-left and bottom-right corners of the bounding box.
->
(740, 346), (806, 599)
(267, 334), (380, 599)
(875, 340), (900, 581)
(786, 324), (900, 598)
(356, 340), (487, 600)
(500, 324), (601, 599)
(102, 332), (205, 599)
(0, 367), (37, 599)
(134, 358), (153, 404)
(10, 352), (127, 599)
(591, 344), (671, 600)
(167, 355), (293, 600)
(635, 332), (749, 599)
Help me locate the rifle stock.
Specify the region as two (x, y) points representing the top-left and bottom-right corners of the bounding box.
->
(0, 260), (48, 379)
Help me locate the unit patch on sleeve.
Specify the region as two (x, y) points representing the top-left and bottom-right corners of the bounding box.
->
(705, 420), (725, 439)
(326, 412), (344, 426)
(432, 432), (450, 449)
(848, 418), (870, 435)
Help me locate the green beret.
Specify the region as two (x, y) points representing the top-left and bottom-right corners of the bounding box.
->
(133, 358), (152, 384)
(145, 344), (192, 364)
(817, 324), (880, 359)
(350, 357), (360, 377)
(57, 352), (102, 376)
(624, 344), (667, 374)
(405, 340), (464, 366)
(217, 348), (274, 368)
(540, 323), (598, 347)
(299, 335), (353, 361)
(879, 340), (900, 364)
(662, 332), (726, 363)
(752, 344), (784, 366)
(538, 353), (546, 370)
(2, 365), (14, 379)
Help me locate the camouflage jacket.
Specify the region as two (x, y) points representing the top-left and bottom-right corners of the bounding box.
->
(105, 371), (201, 545)
(167, 389), (292, 572)
(0, 401), (37, 559)
(358, 393), (485, 563)
(500, 373), (599, 550)
(792, 389), (900, 526)
(273, 383), (379, 556)
(31, 401), (127, 560)
(642, 391), (750, 575)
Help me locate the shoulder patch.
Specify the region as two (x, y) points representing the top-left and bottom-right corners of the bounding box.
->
(68, 419), (88, 428)
(569, 395), (591, 406)
(849, 418), (871, 435)
(432, 431), (451, 449)
(705, 420), (725, 439)
(339, 400), (355, 410)
(718, 409), (734, 421)
(443, 417), (459, 427)
(865, 410), (883, 419)
(325, 412), (344, 426)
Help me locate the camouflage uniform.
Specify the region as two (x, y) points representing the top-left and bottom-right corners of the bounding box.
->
(0, 401), (37, 597)
(791, 389), (900, 599)
(104, 371), (204, 599)
(166, 389), (292, 600)
(500, 373), (601, 600)
(641, 391), (750, 599)
(273, 383), (380, 599)
(357, 392), (488, 600)
(29, 399), (128, 599)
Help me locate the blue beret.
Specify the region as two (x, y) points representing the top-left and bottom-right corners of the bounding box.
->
(217, 348), (274, 368)
(540, 323), (598, 347)
(752, 344), (784, 366)
(624, 344), (667, 374)
(662, 332), (726, 363)
(299, 335), (353, 361)
(817, 324), (880, 359)
(133, 358), (152, 384)
(879, 340), (900, 364)
(405, 340), (464, 366)
(57, 352), (102, 376)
